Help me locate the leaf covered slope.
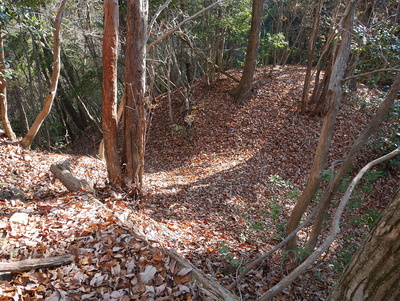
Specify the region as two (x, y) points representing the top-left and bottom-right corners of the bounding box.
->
(0, 66), (398, 300)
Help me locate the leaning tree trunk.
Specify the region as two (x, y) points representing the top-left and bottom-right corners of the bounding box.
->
(20, 0), (67, 149)
(327, 187), (400, 301)
(102, 0), (121, 182)
(306, 70), (400, 250)
(122, 0), (148, 188)
(0, 25), (16, 141)
(300, 0), (323, 113)
(229, 0), (263, 104)
(284, 0), (357, 252)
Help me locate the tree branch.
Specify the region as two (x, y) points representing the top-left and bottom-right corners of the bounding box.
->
(342, 68), (400, 82)
(0, 255), (74, 273)
(147, 0), (227, 52)
(148, 0), (173, 36)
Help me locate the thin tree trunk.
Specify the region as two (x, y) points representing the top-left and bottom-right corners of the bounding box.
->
(300, 0), (323, 113)
(307, 3), (341, 112)
(167, 55), (173, 123)
(229, 0), (263, 104)
(16, 90), (29, 136)
(306, 71), (400, 250)
(285, 0), (358, 252)
(102, 0), (121, 181)
(0, 26), (16, 141)
(21, 0), (67, 149)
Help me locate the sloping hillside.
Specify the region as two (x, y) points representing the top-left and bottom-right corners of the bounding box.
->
(0, 66), (398, 300)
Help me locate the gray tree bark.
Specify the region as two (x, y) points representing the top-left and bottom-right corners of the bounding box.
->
(327, 188), (400, 301)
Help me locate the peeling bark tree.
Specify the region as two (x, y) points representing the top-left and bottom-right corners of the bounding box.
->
(102, 0), (121, 182)
(20, 0), (67, 149)
(327, 187), (400, 301)
(0, 25), (16, 141)
(122, 0), (148, 188)
(285, 0), (358, 252)
(229, 0), (263, 104)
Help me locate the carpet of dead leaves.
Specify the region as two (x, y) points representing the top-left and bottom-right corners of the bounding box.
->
(0, 66), (399, 301)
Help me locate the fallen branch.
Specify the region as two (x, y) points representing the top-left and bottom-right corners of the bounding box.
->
(256, 147), (400, 301)
(110, 210), (239, 300)
(0, 255), (74, 273)
(50, 158), (93, 192)
(166, 249), (239, 301)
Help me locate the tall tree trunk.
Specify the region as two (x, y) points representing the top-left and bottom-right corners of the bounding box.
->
(0, 26), (16, 141)
(307, 3), (341, 114)
(285, 0), (358, 252)
(327, 188), (400, 301)
(102, 0), (121, 182)
(229, 0), (263, 104)
(21, 0), (67, 149)
(123, 0), (148, 188)
(300, 0), (323, 113)
(306, 70), (400, 250)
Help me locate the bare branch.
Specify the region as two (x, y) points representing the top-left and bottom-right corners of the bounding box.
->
(147, 0), (227, 52)
(342, 68), (400, 82)
(148, 0), (173, 36)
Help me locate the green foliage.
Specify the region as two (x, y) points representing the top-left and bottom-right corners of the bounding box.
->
(282, 246), (311, 263)
(218, 242), (242, 270)
(287, 189), (300, 200)
(322, 165), (385, 230)
(268, 174), (290, 188)
(0, 0), (54, 24)
(331, 240), (358, 272)
(258, 33), (288, 65)
(350, 208), (381, 229)
(368, 101), (400, 167)
(236, 176), (298, 243)
(364, 208), (381, 230)
(219, 0), (252, 39)
(169, 123), (194, 138)
(353, 24), (400, 88)
(269, 199), (284, 220)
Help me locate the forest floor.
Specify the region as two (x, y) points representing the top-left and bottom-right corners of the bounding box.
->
(0, 65), (399, 300)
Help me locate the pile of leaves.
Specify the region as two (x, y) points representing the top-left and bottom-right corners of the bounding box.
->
(0, 66), (399, 300)
(0, 145), (202, 300)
